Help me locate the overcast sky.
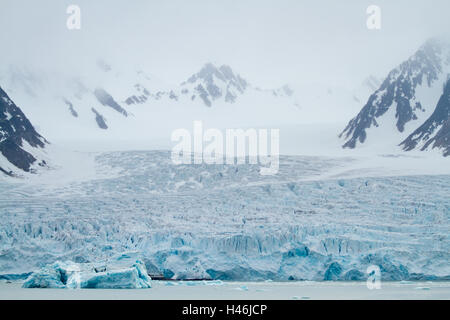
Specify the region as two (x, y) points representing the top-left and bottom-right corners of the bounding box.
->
(1, 0), (450, 89)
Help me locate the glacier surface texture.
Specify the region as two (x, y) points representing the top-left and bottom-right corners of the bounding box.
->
(0, 151), (449, 282)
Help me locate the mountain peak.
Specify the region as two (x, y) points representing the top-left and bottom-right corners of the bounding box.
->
(187, 63), (245, 84)
(181, 63), (248, 106)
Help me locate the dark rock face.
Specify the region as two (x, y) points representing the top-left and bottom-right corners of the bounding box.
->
(182, 63), (248, 107)
(125, 95), (148, 105)
(195, 84), (212, 107)
(94, 88), (128, 116)
(91, 108), (108, 129)
(0, 87), (47, 173)
(0, 140), (38, 173)
(429, 121), (450, 156)
(341, 39), (446, 149)
(125, 84), (150, 105)
(64, 99), (78, 117)
(401, 79), (450, 156)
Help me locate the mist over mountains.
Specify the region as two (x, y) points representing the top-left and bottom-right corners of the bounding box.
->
(2, 37), (450, 176)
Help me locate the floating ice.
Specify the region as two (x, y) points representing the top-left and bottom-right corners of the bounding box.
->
(236, 285), (249, 291)
(23, 253), (151, 289)
(415, 287), (431, 291)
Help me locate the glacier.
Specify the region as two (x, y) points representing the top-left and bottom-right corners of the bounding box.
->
(0, 151), (449, 283)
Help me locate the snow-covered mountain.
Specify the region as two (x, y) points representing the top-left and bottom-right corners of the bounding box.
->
(340, 39), (450, 152)
(179, 63), (249, 106)
(401, 79), (450, 156)
(0, 87), (47, 176)
(0, 62), (305, 146)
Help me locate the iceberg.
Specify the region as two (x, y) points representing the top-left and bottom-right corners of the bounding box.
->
(23, 253), (151, 289)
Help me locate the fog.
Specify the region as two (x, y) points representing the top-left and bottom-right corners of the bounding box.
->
(1, 0), (450, 88)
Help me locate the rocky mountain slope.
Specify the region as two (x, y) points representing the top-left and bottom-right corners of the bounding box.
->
(0, 87), (47, 175)
(340, 39), (450, 153)
(179, 63), (249, 106)
(401, 79), (450, 156)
